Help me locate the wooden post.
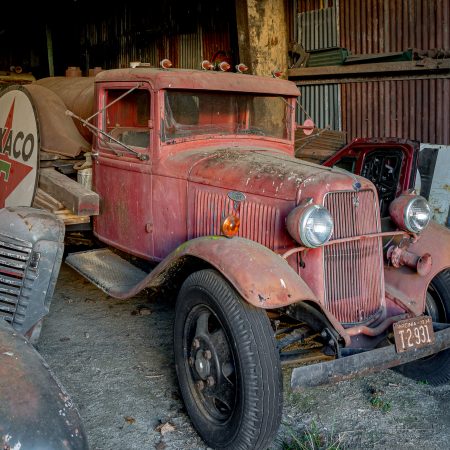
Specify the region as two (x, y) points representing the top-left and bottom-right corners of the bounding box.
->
(235, 0), (289, 78)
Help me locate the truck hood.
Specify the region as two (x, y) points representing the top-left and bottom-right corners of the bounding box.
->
(182, 147), (361, 201)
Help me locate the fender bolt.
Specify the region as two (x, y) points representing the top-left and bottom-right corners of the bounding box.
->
(204, 350), (212, 360)
(196, 380), (205, 391)
(188, 357), (194, 367)
(192, 339), (200, 349)
(206, 376), (215, 387)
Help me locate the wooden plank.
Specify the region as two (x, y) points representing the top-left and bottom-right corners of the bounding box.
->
(39, 168), (99, 216)
(35, 188), (65, 210)
(288, 59), (450, 79)
(32, 196), (57, 211)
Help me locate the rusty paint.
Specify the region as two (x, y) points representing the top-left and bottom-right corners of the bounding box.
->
(339, 0), (450, 55)
(385, 221), (450, 316)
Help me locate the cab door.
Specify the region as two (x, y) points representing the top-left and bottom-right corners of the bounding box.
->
(323, 138), (419, 217)
(93, 83), (155, 259)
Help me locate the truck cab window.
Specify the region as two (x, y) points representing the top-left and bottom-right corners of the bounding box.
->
(103, 89), (150, 149)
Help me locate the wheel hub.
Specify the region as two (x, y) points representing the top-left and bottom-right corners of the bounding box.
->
(194, 349), (211, 379)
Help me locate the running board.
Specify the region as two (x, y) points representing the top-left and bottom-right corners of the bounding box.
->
(65, 248), (149, 298)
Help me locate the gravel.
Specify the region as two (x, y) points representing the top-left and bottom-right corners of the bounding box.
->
(38, 264), (450, 450)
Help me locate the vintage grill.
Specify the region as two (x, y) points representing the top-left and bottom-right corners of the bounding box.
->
(323, 190), (384, 324)
(193, 190), (278, 248)
(0, 234), (33, 329)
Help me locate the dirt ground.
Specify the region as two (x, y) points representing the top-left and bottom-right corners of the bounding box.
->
(38, 264), (450, 450)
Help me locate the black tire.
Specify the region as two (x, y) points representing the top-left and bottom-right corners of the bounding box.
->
(395, 269), (450, 385)
(173, 269), (282, 450)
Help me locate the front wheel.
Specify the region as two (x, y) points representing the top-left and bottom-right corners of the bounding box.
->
(174, 269), (282, 449)
(395, 269), (450, 385)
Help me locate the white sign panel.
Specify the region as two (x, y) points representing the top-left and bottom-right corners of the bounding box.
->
(0, 86), (39, 207)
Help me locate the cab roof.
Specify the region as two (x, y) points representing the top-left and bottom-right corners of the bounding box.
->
(95, 68), (300, 96)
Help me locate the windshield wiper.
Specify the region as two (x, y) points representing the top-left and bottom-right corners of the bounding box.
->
(66, 110), (149, 161)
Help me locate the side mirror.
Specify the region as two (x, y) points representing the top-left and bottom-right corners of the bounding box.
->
(296, 118), (315, 136)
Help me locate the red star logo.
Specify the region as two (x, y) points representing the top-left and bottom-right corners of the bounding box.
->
(0, 98), (34, 207)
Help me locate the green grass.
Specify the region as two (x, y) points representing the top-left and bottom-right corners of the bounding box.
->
(280, 421), (343, 450)
(369, 387), (392, 413)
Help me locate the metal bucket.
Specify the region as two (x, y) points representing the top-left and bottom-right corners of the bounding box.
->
(77, 168), (92, 190)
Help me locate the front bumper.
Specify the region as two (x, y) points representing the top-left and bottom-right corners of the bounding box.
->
(291, 325), (450, 390)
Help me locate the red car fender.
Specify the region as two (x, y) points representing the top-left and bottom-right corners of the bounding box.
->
(385, 221), (450, 315)
(111, 236), (350, 344)
(153, 236), (317, 309)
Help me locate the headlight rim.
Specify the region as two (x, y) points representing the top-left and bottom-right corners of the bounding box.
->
(403, 195), (431, 233)
(298, 204), (334, 248)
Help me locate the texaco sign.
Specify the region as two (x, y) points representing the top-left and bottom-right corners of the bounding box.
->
(0, 86), (39, 207)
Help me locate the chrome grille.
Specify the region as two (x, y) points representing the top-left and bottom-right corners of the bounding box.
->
(323, 190), (384, 324)
(193, 190), (278, 248)
(0, 234), (33, 326)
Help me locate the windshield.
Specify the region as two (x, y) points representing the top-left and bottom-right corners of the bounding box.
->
(162, 90), (292, 142)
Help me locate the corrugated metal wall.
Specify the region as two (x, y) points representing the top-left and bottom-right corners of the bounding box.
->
(298, 6), (339, 50)
(337, 0), (450, 144)
(342, 79), (450, 144)
(80, 2), (235, 71)
(293, 0), (450, 145)
(339, 0), (450, 54)
(298, 84), (341, 130)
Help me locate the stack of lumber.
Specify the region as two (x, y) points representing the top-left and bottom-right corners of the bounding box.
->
(295, 128), (347, 164)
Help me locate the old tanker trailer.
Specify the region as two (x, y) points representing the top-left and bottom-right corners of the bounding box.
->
(1, 65), (450, 450)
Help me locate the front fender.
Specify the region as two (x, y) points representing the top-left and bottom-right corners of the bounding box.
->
(385, 221), (450, 315)
(0, 320), (88, 449)
(147, 236), (318, 309)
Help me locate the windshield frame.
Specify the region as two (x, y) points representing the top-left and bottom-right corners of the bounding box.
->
(160, 89), (295, 145)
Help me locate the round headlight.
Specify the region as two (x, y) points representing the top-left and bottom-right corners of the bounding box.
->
(287, 204), (334, 248)
(404, 196), (431, 233)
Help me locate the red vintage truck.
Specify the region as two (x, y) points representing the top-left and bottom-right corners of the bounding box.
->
(1, 65), (450, 449)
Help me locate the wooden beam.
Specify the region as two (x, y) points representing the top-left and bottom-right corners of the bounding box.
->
(235, 0), (288, 77)
(39, 168), (99, 216)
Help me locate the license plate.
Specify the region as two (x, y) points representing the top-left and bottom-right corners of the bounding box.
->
(393, 316), (435, 353)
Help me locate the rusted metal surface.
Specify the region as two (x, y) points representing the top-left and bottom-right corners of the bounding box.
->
(297, 0), (335, 14)
(96, 68), (300, 95)
(291, 324), (450, 390)
(385, 221), (450, 316)
(288, 1), (450, 146)
(341, 78), (450, 145)
(387, 244), (432, 276)
(339, 0), (450, 55)
(0, 320), (88, 449)
(68, 235), (318, 308)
